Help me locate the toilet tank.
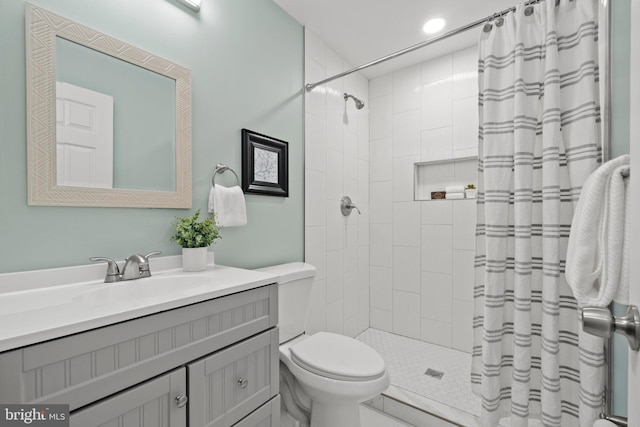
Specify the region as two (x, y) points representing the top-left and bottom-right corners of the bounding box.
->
(256, 262), (316, 344)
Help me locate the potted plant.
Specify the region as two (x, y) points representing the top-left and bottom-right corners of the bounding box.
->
(171, 210), (221, 272)
(465, 184), (477, 199)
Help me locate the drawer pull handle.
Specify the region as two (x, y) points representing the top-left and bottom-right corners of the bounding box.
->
(237, 378), (249, 389)
(175, 395), (188, 408)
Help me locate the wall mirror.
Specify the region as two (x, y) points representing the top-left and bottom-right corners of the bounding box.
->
(26, 3), (192, 208)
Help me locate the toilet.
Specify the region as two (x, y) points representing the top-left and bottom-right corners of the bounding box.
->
(257, 262), (390, 427)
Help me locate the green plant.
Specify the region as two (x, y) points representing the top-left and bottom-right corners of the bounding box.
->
(171, 210), (220, 248)
(466, 184), (476, 190)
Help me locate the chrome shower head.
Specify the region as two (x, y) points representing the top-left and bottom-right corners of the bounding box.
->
(344, 93), (365, 110)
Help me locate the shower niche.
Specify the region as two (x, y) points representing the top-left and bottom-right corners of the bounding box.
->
(414, 156), (478, 201)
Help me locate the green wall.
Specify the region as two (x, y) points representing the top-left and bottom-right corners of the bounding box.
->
(0, 0), (304, 274)
(610, 0), (631, 417)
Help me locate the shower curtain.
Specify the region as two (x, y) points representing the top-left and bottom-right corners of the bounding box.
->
(471, 1), (603, 426)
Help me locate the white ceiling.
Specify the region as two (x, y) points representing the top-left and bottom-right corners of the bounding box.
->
(273, 0), (521, 80)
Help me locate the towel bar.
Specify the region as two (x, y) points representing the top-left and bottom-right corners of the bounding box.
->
(212, 163), (240, 186)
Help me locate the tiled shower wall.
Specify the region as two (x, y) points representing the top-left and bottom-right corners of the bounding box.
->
(368, 46), (479, 352)
(303, 28), (371, 338)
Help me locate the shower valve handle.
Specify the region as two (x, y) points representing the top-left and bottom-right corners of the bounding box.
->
(581, 305), (640, 351)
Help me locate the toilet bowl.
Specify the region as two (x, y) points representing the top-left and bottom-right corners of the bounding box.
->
(257, 262), (390, 427)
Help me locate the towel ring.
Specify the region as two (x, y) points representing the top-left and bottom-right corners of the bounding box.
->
(212, 163), (240, 186)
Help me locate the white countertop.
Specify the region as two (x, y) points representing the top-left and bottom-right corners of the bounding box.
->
(0, 259), (278, 352)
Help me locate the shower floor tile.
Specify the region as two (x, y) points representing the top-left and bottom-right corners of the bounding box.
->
(357, 328), (481, 418)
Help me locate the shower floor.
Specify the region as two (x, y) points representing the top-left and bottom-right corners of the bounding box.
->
(357, 329), (483, 426)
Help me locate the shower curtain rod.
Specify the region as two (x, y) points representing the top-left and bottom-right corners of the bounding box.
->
(304, 0), (544, 92)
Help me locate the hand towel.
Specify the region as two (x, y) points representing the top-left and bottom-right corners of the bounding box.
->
(445, 185), (465, 193)
(445, 193), (464, 200)
(566, 154), (630, 307)
(210, 184), (247, 227)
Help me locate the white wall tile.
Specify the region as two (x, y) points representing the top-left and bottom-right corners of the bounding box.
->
(326, 299), (344, 334)
(326, 107), (344, 152)
(370, 95), (392, 140)
(421, 54), (452, 84)
(358, 285), (370, 333)
(304, 28), (325, 66)
(370, 224), (392, 267)
(370, 181), (392, 224)
(393, 291), (421, 339)
(344, 131), (358, 185)
(305, 226), (326, 279)
(305, 57), (326, 119)
(344, 224), (358, 272)
(421, 200), (452, 225)
(344, 269), (358, 320)
(421, 271), (453, 321)
(370, 139), (392, 182)
(421, 127), (452, 162)
(358, 159), (370, 203)
(370, 266), (392, 310)
(370, 74), (392, 99)
(326, 202), (345, 251)
(452, 97), (478, 152)
(421, 318), (452, 347)
(305, 112), (326, 172)
(421, 79), (452, 130)
(344, 178), (358, 203)
(358, 116), (370, 161)
(453, 159), (478, 188)
(452, 46), (478, 100)
(392, 66), (421, 113)
(370, 308), (393, 332)
(452, 249), (475, 303)
(393, 202), (421, 247)
(305, 170), (326, 226)
(326, 250), (344, 303)
(451, 300), (473, 353)
(421, 225), (452, 274)
(392, 156), (419, 202)
(358, 203), (370, 246)
(326, 149), (344, 200)
(452, 200), (476, 250)
(305, 278), (326, 334)
(392, 110), (421, 157)
(344, 316), (359, 338)
(392, 246), (421, 293)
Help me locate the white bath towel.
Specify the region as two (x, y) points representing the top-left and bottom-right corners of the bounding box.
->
(566, 154), (630, 307)
(445, 193), (464, 200)
(445, 185), (465, 193)
(208, 184), (247, 227)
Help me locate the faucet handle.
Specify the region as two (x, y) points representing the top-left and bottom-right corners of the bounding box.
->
(89, 257), (120, 282)
(144, 251), (161, 261)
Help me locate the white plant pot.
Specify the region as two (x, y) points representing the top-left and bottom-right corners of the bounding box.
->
(465, 189), (477, 199)
(182, 247), (208, 272)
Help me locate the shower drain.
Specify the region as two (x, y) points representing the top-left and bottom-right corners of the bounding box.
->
(424, 368), (444, 379)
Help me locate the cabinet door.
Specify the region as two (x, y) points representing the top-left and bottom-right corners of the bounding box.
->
(188, 329), (279, 427)
(233, 396), (280, 427)
(69, 368), (187, 427)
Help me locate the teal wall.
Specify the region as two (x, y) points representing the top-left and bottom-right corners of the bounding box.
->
(610, 0), (631, 417)
(0, 0), (304, 274)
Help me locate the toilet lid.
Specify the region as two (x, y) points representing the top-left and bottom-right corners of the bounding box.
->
(290, 332), (386, 382)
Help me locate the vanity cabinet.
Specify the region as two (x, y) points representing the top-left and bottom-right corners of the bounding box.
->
(0, 284), (279, 427)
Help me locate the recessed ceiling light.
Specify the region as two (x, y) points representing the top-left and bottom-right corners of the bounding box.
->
(423, 18), (446, 34)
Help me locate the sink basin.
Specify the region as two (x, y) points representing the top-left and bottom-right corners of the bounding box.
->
(72, 273), (213, 304)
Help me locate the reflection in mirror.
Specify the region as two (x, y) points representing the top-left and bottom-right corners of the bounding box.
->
(26, 3), (192, 208)
(55, 38), (176, 191)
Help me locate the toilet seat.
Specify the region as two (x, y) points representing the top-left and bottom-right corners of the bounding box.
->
(290, 332), (386, 382)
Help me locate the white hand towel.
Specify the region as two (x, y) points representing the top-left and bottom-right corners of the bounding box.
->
(566, 154), (630, 307)
(445, 193), (464, 200)
(211, 184), (247, 227)
(445, 185), (465, 193)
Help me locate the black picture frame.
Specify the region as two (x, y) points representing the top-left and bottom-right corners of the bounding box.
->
(241, 129), (289, 197)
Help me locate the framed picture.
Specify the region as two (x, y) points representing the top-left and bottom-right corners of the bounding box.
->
(241, 129), (289, 197)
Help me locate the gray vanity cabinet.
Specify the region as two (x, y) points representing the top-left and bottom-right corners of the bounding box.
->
(0, 284), (279, 427)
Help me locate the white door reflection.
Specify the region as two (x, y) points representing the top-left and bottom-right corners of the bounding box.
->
(56, 82), (113, 188)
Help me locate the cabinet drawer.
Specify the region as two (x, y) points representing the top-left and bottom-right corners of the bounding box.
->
(0, 285), (277, 411)
(233, 395), (280, 427)
(69, 368), (186, 427)
(188, 329), (279, 427)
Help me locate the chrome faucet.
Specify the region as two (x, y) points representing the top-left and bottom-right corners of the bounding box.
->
(90, 251), (161, 283)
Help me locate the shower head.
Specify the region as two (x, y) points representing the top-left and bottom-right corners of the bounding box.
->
(344, 93), (365, 110)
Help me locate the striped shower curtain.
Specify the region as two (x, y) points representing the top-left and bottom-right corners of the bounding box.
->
(471, 1), (603, 426)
